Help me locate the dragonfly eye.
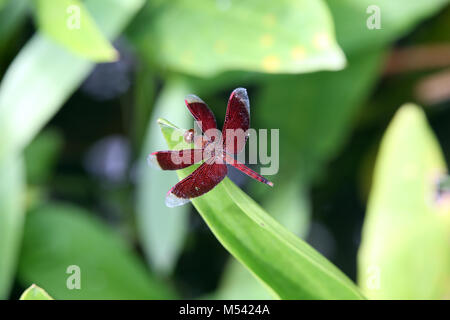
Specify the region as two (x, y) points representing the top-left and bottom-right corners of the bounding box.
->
(184, 129), (195, 144)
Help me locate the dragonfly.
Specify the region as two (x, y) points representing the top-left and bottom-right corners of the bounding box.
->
(148, 88), (274, 207)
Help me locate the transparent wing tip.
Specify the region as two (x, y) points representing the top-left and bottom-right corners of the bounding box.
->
(185, 94), (205, 105)
(165, 191), (190, 207)
(233, 87), (247, 96)
(231, 88), (250, 112)
(147, 153), (161, 170)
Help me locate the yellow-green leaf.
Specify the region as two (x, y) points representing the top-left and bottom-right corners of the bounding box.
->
(33, 0), (117, 61)
(358, 104), (450, 299)
(157, 119), (363, 299)
(20, 284), (53, 300)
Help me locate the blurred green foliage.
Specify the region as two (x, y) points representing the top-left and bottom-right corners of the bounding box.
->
(0, 0), (449, 300)
(19, 203), (175, 299)
(136, 79), (192, 275)
(130, 0), (345, 75)
(0, 156), (25, 299)
(33, 0), (118, 62)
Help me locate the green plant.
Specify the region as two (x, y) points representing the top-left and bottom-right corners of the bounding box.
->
(19, 284), (53, 300)
(0, 0), (449, 300)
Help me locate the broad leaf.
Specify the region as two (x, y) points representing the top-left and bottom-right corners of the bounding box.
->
(212, 178), (311, 299)
(19, 284), (53, 300)
(157, 119), (364, 299)
(18, 203), (175, 299)
(0, 156), (25, 299)
(33, 0), (117, 61)
(131, 0), (346, 76)
(358, 104), (450, 299)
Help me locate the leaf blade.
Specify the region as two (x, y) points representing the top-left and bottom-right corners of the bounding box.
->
(358, 104), (450, 299)
(0, 156), (25, 299)
(18, 203), (175, 299)
(158, 119), (364, 300)
(132, 0), (345, 75)
(19, 284), (53, 300)
(33, 0), (117, 61)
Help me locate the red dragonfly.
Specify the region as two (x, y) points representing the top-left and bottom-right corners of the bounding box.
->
(148, 88), (274, 207)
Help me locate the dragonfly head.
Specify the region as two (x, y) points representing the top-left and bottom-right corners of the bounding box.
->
(183, 129), (195, 144)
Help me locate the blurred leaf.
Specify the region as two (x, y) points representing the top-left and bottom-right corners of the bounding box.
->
(212, 259), (274, 300)
(0, 156), (25, 299)
(358, 104), (450, 299)
(157, 119), (364, 299)
(19, 284), (53, 300)
(212, 178), (311, 300)
(326, 0), (449, 54)
(136, 78), (192, 275)
(0, 0), (28, 57)
(0, 36), (90, 164)
(18, 203), (175, 299)
(24, 129), (63, 185)
(132, 65), (155, 150)
(257, 51), (384, 184)
(131, 0), (346, 76)
(261, 178), (311, 237)
(33, 0), (117, 61)
(0, 0), (145, 163)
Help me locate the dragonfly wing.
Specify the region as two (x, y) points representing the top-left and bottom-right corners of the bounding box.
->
(224, 153), (273, 187)
(148, 149), (204, 170)
(166, 157), (227, 207)
(185, 94), (217, 139)
(222, 88), (250, 154)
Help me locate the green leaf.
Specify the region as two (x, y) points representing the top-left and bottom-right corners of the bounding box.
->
(24, 129), (63, 185)
(0, 0), (28, 56)
(18, 203), (175, 299)
(260, 178), (311, 237)
(326, 0), (449, 54)
(211, 259), (274, 300)
(136, 79), (193, 275)
(256, 50), (384, 184)
(0, 156), (25, 299)
(19, 284), (53, 300)
(131, 0), (345, 76)
(358, 104), (450, 299)
(157, 119), (364, 299)
(33, 0), (117, 62)
(213, 178), (312, 300)
(0, 36), (91, 164)
(0, 0), (145, 163)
